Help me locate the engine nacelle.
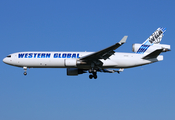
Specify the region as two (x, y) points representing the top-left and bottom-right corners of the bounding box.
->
(67, 68), (86, 76)
(132, 43), (170, 53)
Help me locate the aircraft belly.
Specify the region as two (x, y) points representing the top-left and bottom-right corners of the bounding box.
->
(115, 58), (158, 68)
(104, 57), (153, 68)
(16, 58), (65, 68)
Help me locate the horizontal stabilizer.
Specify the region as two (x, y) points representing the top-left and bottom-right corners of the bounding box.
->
(142, 49), (163, 59)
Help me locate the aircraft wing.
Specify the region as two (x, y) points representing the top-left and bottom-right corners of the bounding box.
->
(80, 36), (128, 61)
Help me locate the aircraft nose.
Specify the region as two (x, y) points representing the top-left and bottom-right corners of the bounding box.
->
(3, 57), (7, 63)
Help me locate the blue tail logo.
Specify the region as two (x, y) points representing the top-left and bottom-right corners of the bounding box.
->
(137, 27), (166, 54)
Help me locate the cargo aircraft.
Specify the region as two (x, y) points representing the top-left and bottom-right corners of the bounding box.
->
(3, 28), (170, 79)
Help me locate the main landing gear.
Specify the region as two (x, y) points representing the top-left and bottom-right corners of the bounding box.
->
(23, 67), (27, 76)
(89, 69), (97, 79)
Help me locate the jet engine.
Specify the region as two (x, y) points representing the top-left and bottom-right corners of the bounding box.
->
(67, 68), (86, 76)
(132, 44), (170, 53)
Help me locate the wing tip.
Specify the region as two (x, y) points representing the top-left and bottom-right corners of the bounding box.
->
(119, 36), (128, 44)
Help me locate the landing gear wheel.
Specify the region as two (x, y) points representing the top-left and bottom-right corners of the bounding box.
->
(24, 72), (27, 76)
(88, 68), (98, 79)
(23, 67), (27, 76)
(89, 75), (93, 79)
(94, 75), (97, 79)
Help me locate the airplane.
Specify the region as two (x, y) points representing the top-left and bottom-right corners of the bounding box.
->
(3, 27), (170, 79)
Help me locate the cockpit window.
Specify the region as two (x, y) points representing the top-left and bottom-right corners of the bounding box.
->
(7, 55), (11, 58)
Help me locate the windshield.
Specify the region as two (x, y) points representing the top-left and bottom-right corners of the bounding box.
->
(6, 55), (11, 58)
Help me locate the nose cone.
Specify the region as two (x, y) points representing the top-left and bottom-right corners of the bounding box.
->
(3, 54), (14, 66)
(3, 57), (11, 65)
(3, 57), (13, 65)
(3, 57), (7, 63)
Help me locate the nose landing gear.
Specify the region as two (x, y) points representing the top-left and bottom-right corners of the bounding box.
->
(23, 67), (27, 76)
(23, 72), (27, 75)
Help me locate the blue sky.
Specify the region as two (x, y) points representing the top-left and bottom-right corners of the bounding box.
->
(0, 0), (175, 120)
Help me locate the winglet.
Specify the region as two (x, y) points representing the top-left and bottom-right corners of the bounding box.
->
(119, 36), (128, 44)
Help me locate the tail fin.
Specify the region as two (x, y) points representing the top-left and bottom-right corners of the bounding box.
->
(143, 27), (166, 45)
(136, 27), (166, 54)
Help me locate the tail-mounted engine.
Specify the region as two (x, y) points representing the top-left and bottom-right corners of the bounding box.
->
(132, 43), (170, 53)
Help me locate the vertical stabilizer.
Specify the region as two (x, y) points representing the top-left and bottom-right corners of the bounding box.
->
(136, 27), (166, 54)
(143, 27), (166, 45)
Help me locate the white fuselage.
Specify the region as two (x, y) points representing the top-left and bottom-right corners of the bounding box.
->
(3, 51), (163, 69)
